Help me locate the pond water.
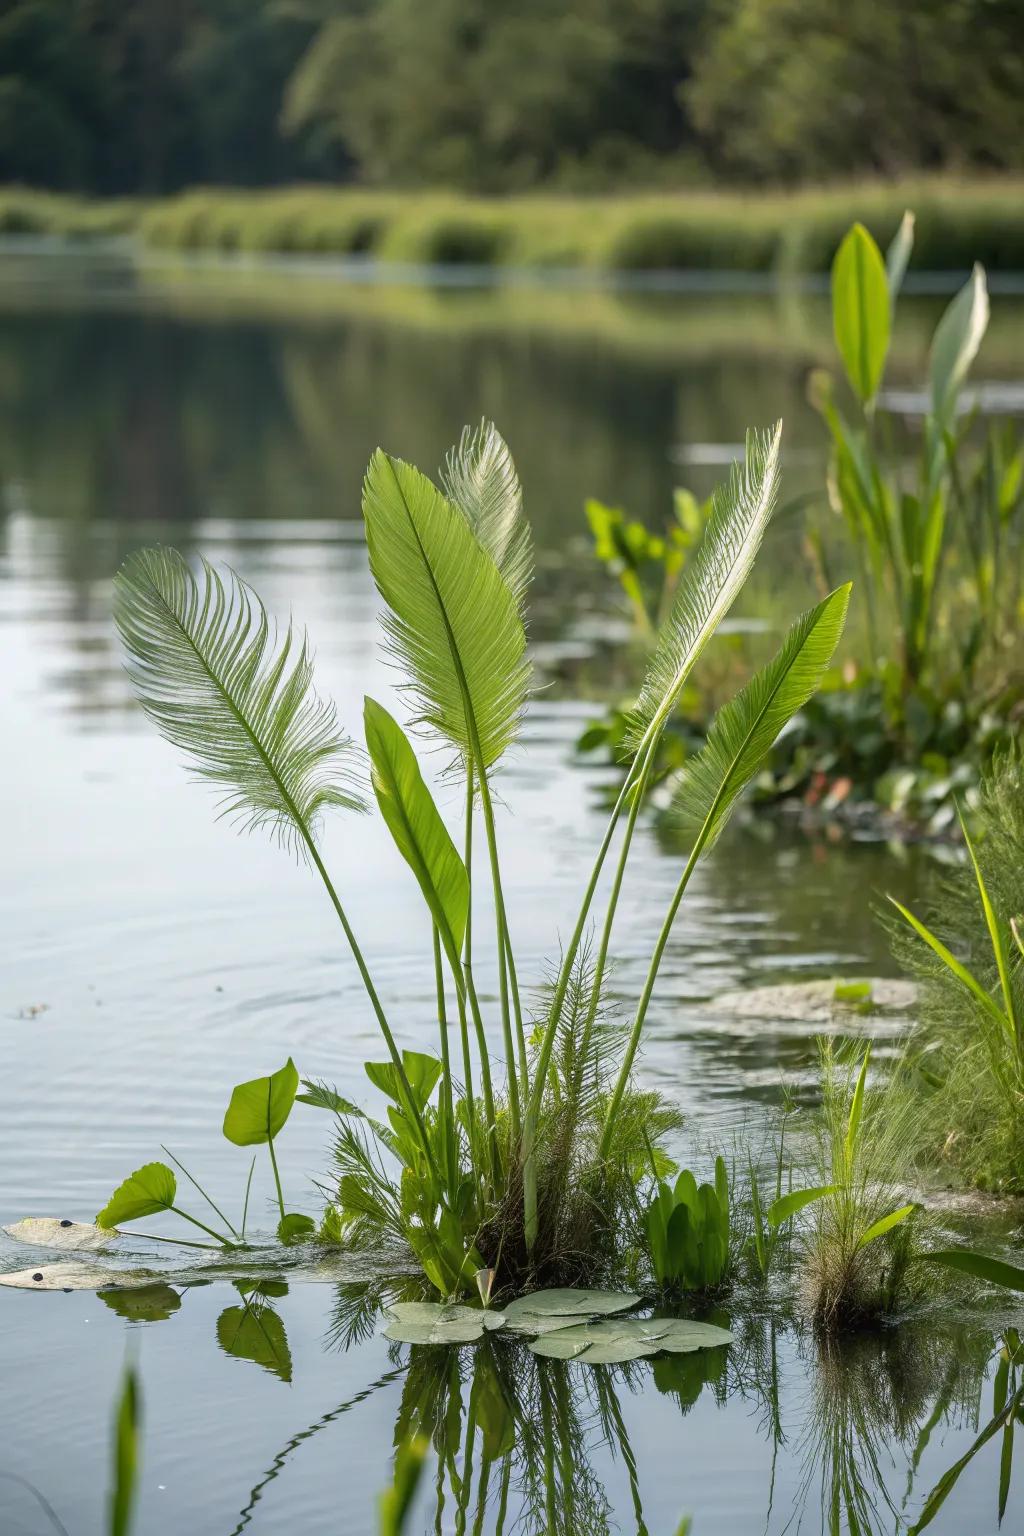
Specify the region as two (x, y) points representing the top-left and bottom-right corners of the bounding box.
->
(1, 250), (1021, 1535)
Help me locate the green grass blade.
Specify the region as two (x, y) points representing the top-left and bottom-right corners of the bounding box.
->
(888, 896), (1014, 1042)
(958, 806), (1019, 1043)
(109, 1364), (141, 1536)
(857, 1202), (918, 1249)
(845, 1045), (870, 1177)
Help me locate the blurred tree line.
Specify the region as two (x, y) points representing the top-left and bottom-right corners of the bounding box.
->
(2, 0), (1021, 193)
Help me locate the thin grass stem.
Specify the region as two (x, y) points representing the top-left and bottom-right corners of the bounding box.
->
(161, 1144), (240, 1241)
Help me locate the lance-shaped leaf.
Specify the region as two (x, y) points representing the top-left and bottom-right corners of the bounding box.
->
(223, 1058), (299, 1146)
(113, 548), (364, 856)
(442, 419), (532, 615)
(364, 696), (469, 966)
(97, 1163), (177, 1228)
(885, 210), (915, 307)
(625, 424), (782, 756)
(767, 1185), (840, 1229)
(110, 1365), (141, 1536)
(669, 584), (851, 853)
(923, 1249), (1024, 1293)
(362, 450), (530, 772)
(832, 223), (890, 403)
(930, 264), (989, 427)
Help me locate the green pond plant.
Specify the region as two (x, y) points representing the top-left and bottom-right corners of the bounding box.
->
(109, 416), (849, 1298)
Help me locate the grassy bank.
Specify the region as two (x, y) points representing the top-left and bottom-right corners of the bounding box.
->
(2, 180), (1024, 273)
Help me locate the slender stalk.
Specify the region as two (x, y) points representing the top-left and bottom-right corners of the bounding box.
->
(161, 1144), (240, 1241)
(125, 1229), (223, 1253)
(598, 838), (702, 1158)
(241, 1156), (256, 1241)
(475, 763), (526, 1130)
(267, 1134), (286, 1223)
(303, 835), (439, 1186)
(433, 924), (458, 1198)
(457, 973), (502, 1189)
(168, 1204), (234, 1246)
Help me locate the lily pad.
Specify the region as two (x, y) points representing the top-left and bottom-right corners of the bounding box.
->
(500, 1310), (596, 1337)
(503, 1288), (640, 1322)
(529, 1316), (733, 1365)
(0, 1263), (165, 1292)
(384, 1301), (506, 1345)
(3, 1218), (117, 1252)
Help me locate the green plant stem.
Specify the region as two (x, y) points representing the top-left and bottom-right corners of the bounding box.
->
(433, 924), (458, 1198)
(267, 1135), (286, 1224)
(457, 969), (502, 1190)
(124, 1230), (223, 1253)
(241, 1156), (256, 1241)
(168, 1204), (235, 1246)
(303, 835), (440, 1186)
(475, 762), (524, 1137)
(160, 1144), (240, 1241)
(599, 836), (702, 1158)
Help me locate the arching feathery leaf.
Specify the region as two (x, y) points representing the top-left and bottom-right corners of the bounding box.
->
(441, 419), (533, 615)
(669, 583), (851, 851)
(625, 422), (783, 755)
(113, 547), (365, 853)
(362, 449), (530, 772)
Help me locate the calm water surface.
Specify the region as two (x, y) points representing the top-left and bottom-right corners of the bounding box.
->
(0, 252), (1019, 1535)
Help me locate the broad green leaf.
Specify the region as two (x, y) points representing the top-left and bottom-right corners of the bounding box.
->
(97, 1163), (177, 1228)
(4, 1218), (115, 1251)
(923, 1249), (1024, 1293)
(528, 1315), (732, 1364)
(930, 264), (989, 425)
(625, 424), (781, 755)
(503, 1288), (640, 1321)
(767, 1185), (840, 1229)
(362, 450), (530, 772)
(296, 1079), (361, 1114)
(217, 1301), (292, 1382)
(384, 1314), (486, 1345)
(366, 1050), (442, 1110)
(223, 1058), (299, 1146)
(714, 1155), (729, 1216)
(277, 1213), (315, 1245)
(833, 980), (872, 1004)
(670, 585), (850, 852)
(858, 1202), (919, 1249)
(473, 1350), (516, 1459)
(832, 223), (890, 403)
(364, 696), (469, 965)
(885, 210), (915, 307)
(442, 420), (532, 615)
(100, 1283), (182, 1323)
(110, 1365), (141, 1536)
(888, 897), (1013, 1041)
(388, 1301), (505, 1332)
(113, 549), (364, 856)
(845, 1046), (870, 1175)
(500, 1310), (596, 1337)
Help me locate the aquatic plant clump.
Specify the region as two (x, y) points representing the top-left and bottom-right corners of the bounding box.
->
(110, 416), (849, 1299)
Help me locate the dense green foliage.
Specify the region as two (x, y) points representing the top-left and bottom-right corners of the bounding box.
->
(0, 1), (1020, 194)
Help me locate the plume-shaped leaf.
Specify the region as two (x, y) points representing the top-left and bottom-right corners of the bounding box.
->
(625, 423), (782, 755)
(669, 584), (851, 851)
(442, 419), (532, 614)
(362, 450), (530, 771)
(113, 547), (364, 853)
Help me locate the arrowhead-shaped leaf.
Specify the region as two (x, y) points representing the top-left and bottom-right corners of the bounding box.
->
(223, 1058), (299, 1146)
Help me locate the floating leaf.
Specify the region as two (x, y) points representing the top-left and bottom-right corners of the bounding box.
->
(277, 1213), (316, 1246)
(500, 1310), (596, 1337)
(216, 1301), (292, 1382)
(4, 1218), (117, 1251)
(223, 1058), (299, 1146)
(653, 1318), (734, 1353)
(96, 1164), (177, 1229)
(503, 1288), (640, 1322)
(384, 1301), (505, 1345)
(99, 1283), (182, 1323)
(529, 1315), (733, 1364)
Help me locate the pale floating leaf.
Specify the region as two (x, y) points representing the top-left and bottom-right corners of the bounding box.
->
(500, 1310), (596, 1336)
(653, 1318), (735, 1352)
(503, 1287), (640, 1321)
(529, 1316), (733, 1363)
(3, 1218), (117, 1252)
(384, 1317), (485, 1345)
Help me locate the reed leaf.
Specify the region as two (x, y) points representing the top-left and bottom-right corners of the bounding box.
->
(113, 548), (364, 855)
(362, 450), (530, 773)
(442, 419), (532, 615)
(625, 422), (782, 756)
(669, 584), (851, 851)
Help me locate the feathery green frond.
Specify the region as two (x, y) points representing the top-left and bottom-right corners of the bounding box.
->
(625, 422), (782, 755)
(113, 547), (364, 854)
(669, 583), (850, 851)
(442, 419), (532, 614)
(362, 450), (530, 772)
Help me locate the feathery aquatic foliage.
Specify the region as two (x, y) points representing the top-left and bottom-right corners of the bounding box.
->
(113, 548), (364, 853)
(442, 419), (532, 615)
(624, 422), (782, 755)
(669, 584), (851, 851)
(362, 450), (530, 772)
